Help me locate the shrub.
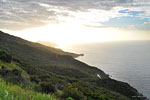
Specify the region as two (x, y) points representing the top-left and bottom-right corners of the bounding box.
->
(0, 79), (56, 100)
(12, 69), (21, 76)
(40, 82), (56, 93)
(0, 50), (12, 63)
(55, 90), (63, 97)
(92, 94), (108, 100)
(62, 84), (86, 100)
(30, 75), (40, 83)
(66, 97), (75, 100)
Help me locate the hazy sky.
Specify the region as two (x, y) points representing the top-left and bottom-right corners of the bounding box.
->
(0, 0), (150, 45)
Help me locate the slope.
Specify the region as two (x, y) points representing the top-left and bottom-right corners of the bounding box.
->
(0, 31), (107, 79)
(0, 30), (146, 100)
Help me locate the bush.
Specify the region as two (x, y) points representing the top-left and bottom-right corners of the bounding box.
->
(66, 97), (75, 100)
(92, 94), (108, 100)
(0, 50), (12, 63)
(62, 84), (86, 100)
(0, 79), (56, 100)
(12, 69), (21, 76)
(55, 90), (63, 97)
(40, 82), (56, 93)
(30, 75), (40, 83)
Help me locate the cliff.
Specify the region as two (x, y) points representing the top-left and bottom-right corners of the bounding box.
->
(0, 31), (146, 100)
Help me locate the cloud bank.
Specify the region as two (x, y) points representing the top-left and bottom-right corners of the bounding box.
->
(0, 0), (150, 30)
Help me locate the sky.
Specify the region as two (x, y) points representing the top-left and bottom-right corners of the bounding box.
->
(0, 0), (150, 45)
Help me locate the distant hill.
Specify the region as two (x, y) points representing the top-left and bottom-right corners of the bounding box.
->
(37, 41), (58, 48)
(0, 30), (145, 100)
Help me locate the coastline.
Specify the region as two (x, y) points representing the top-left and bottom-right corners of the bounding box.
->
(0, 31), (148, 100)
(67, 42), (150, 99)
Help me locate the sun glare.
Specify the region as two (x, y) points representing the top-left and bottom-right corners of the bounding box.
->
(11, 23), (113, 45)
(5, 22), (149, 47)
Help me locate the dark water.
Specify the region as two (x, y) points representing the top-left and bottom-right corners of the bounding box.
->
(62, 41), (150, 97)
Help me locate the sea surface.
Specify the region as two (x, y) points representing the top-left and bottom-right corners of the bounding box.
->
(62, 41), (150, 98)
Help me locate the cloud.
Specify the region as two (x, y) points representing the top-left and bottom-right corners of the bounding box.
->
(0, 0), (59, 30)
(144, 22), (150, 24)
(0, 0), (150, 30)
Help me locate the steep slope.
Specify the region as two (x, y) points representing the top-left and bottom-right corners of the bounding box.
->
(0, 31), (108, 79)
(0, 31), (146, 100)
(0, 55), (130, 100)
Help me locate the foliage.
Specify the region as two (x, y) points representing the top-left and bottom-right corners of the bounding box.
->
(0, 49), (142, 100)
(62, 84), (86, 100)
(0, 79), (56, 100)
(0, 49), (12, 63)
(40, 82), (56, 93)
(30, 75), (40, 83)
(66, 97), (75, 100)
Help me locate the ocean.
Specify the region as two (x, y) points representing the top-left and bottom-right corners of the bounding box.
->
(62, 41), (150, 98)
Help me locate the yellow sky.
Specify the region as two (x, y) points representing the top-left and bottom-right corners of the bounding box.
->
(1, 0), (150, 46)
(3, 22), (150, 46)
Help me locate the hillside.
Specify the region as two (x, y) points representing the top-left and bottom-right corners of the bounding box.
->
(0, 31), (146, 100)
(37, 41), (58, 48)
(0, 79), (56, 100)
(0, 31), (107, 79)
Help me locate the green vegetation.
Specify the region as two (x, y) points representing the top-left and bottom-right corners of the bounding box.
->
(0, 31), (146, 100)
(65, 97), (75, 100)
(40, 82), (56, 93)
(0, 49), (12, 63)
(62, 84), (87, 100)
(0, 80), (56, 100)
(0, 31), (108, 79)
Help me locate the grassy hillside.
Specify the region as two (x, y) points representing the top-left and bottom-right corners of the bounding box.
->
(0, 31), (108, 79)
(0, 50), (130, 100)
(0, 31), (146, 100)
(0, 79), (56, 100)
